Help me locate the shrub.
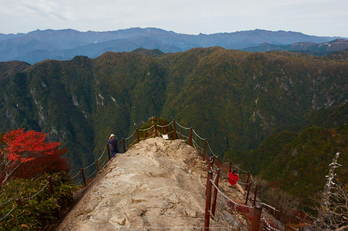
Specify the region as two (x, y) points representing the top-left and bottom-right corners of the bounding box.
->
(0, 172), (78, 230)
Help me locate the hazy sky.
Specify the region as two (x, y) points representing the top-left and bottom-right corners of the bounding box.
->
(1, 0), (347, 37)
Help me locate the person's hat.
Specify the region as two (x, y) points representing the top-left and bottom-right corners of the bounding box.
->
(109, 134), (115, 139)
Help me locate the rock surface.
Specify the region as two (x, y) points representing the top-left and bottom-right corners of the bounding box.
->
(55, 137), (250, 231)
(56, 138), (206, 230)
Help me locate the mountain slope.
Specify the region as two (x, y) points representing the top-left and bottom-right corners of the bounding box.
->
(255, 126), (347, 207)
(227, 103), (348, 207)
(1, 47), (348, 175)
(326, 48), (348, 62)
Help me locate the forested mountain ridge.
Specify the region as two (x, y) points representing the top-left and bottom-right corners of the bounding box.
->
(242, 39), (348, 55)
(0, 28), (344, 64)
(226, 100), (348, 208)
(1, 47), (348, 177)
(228, 124), (348, 207)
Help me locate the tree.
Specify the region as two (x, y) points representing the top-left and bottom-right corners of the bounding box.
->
(312, 152), (348, 230)
(0, 128), (69, 185)
(312, 182), (348, 230)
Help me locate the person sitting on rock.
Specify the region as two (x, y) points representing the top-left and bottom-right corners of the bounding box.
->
(107, 134), (118, 158)
(228, 170), (246, 196)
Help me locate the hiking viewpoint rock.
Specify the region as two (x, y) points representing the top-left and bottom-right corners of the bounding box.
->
(55, 137), (251, 230)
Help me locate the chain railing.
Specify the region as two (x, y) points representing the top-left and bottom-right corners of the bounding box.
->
(66, 120), (261, 229)
(0, 119), (312, 230)
(204, 167), (282, 231)
(0, 174), (67, 222)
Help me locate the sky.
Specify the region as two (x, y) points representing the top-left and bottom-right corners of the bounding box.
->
(0, 0), (347, 37)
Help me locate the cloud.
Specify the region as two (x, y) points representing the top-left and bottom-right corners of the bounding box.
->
(0, 0), (347, 36)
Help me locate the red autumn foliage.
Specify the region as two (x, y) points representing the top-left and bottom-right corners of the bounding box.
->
(0, 128), (70, 185)
(248, 214), (253, 221)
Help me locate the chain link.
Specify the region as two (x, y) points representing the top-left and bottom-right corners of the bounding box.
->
(262, 217), (281, 231)
(138, 125), (154, 132)
(176, 122), (190, 130)
(210, 179), (253, 209)
(0, 204), (17, 222)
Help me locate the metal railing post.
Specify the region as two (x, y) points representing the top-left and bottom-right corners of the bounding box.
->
(203, 139), (207, 161)
(95, 160), (99, 172)
(122, 138), (126, 153)
(136, 129), (140, 143)
(211, 168), (220, 218)
(173, 120), (177, 139)
(251, 203), (262, 231)
(47, 176), (54, 195)
(253, 185), (258, 206)
(81, 168), (87, 186)
(204, 169), (213, 231)
(245, 171), (250, 190)
(189, 127), (193, 146)
(154, 124), (158, 137)
(208, 157), (214, 170)
(245, 183), (251, 205)
(16, 198), (23, 207)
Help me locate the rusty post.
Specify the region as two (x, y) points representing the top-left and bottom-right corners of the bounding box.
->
(206, 163), (213, 185)
(211, 168), (220, 218)
(47, 176), (54, 195)
(81, 168), (87, 186)
(95, 160), (99, 172)
(218, 156), (221, 168)
(203, 139), (208, 161)
(229, 162), (232, 173)
(208, 157), (214, 170)
(173, 120), (177, 139)
(189, 127), (193, 146)
(253, 185), (258, 206)
(136, 129), (140, 143)
(107, 144), (111, 160)
(204, 169), (213, 231)
(245, 183), (251, 205)
(208, 159), (215, 182)
(251, 203), (262, 231)
(245, 171), (251, 190)
(16, 198), (23, 207)
(154, 124), (158, 137)
(210, 156), (214, 162)
(122, 138), (126, 153)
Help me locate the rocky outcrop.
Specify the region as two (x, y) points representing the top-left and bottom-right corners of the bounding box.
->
(56, 138), (221, 230)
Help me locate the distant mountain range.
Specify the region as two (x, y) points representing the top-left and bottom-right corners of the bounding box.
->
(242, 39), (348, 55)
(0, 28), (347, 64)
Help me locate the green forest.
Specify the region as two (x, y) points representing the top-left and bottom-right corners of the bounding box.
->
(1, 47), (348, 209)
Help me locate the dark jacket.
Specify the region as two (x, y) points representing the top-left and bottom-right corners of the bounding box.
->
(107, 138), (118, 156)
